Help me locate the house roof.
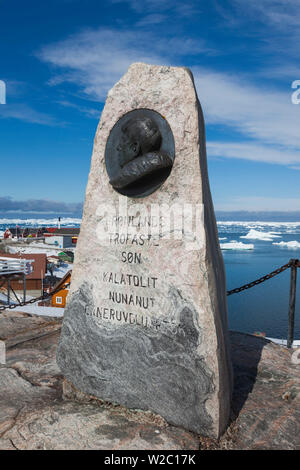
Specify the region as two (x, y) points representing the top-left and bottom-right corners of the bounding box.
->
(0, 252), (47, 280)
(51, 270), (72, 293)
(8, 227), (45, 236)
(46, 228), (80, 236)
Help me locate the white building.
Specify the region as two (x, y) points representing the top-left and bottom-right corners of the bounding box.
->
(45, 236), (73, 249)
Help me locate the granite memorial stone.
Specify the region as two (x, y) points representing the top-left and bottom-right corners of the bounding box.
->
(57, 63), (233, 438)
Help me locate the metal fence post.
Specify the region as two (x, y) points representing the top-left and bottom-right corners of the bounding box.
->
(7, 278), (10, 306)
(287, 259), (298, 348)
(23, 272), (26, 303)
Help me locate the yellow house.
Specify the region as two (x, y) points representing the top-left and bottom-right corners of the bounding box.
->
(51, 270), (72, 308)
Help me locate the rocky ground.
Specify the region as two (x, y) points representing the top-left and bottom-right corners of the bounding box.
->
(0, 311), (299, 450)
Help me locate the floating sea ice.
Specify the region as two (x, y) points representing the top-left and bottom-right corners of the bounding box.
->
(220, 241), (254, 250)
(217, 221), (300, 228)
(0, 217), (82, 226)
(273, 241), (300, 249)
(241, 229), (281, 241)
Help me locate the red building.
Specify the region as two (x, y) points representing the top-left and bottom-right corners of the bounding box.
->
(45, 227), (80, 245)
(0, 252), (46, 291)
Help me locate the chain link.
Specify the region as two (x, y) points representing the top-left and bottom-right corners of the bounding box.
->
(226, 260), (298, 296)
(0, 282), (70, 311)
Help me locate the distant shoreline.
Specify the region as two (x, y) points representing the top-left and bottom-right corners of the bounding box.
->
(1, 210), (300, 225)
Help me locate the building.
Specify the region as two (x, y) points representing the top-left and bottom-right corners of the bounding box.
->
(47, 255), (61, 266)
(8, 227), (44, 238)
(51, 270), (72, 308)
(45, 236), (73, 249)
(45, 227), (80, 245)
(0, 252), (47, 292)
(0, 256), (34, 304)
(3, 229), (12, 239)
(58, 251), (74, 263)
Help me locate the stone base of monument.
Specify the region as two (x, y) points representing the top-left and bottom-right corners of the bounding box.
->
(0, 311), (299, 450)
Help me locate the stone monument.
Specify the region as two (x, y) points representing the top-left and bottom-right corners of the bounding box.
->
(57, 63), (232, 438)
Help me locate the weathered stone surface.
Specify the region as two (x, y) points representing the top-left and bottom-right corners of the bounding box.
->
(0, 310), (62, 348)
(0, 310), (199, 450)
(0, 367), (59, 435)
(57, 63), (232, 438)
(3, 401), (199, 450)
(1, 310), (63, 388)
(0, 312), (298, 449)
(0, 438), (16, 450)
(221, 332), (300, 450)
(5, 330), (63, 389)
(0, 312), (62, 439)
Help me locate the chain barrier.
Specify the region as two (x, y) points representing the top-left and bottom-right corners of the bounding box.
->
(0, 282), (70, 312)
(227, 259), (298, 296)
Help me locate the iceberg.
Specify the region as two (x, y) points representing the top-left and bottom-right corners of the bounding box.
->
(220, 241), (254, 250)
(0, 217), (81, 226)
(217, 221), (300, 228)
(272, 240), (300, 249)
(241, 229), (281, 241)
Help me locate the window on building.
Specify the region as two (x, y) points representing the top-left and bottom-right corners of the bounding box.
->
(56, 296), (62, 304)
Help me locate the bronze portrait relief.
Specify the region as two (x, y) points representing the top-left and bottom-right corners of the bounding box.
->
(105, 109), (175, 197)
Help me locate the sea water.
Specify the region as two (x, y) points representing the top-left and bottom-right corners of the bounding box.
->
(218, 221), (300, 339)
(0, 215), (299, 339)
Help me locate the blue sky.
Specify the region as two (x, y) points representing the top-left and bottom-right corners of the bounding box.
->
(1, 0), (300, 214)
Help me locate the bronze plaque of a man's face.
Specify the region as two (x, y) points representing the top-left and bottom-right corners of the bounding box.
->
(105, 109), (175, 198)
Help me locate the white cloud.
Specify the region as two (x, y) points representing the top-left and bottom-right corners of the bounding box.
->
(232, 0), (300, 29)
(38, 29), (166, 101)
(56, 100), (100, 119)
(38, 28), (211, 100)
(110, 0), (199, 17)
(207, 142), (300, 166)
(0, 80), (57, 125)
(110, 0), (172, 13)
(136, 14), (167, 26)
(217, 1), (300, 64)
(0, 103), (57, 126)
(194, 68), (300, 149)
(38, 26), (300, 167)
